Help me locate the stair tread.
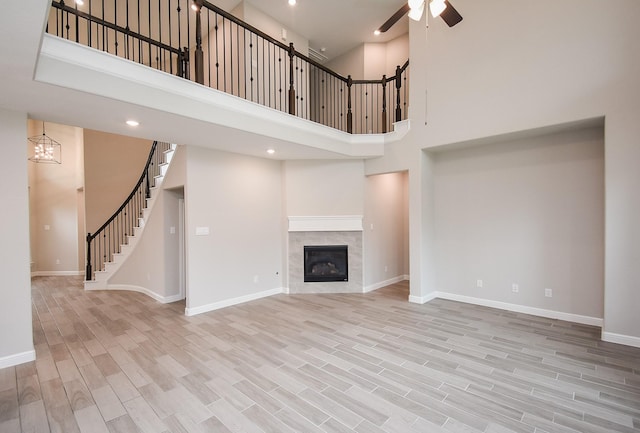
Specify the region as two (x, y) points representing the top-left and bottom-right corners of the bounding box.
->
(85, 142), (176, 291)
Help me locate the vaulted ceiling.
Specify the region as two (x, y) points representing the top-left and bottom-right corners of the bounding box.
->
(216, 0), (409, 60)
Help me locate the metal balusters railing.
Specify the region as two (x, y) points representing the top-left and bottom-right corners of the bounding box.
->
(351, 60), (409, 134)
(47, 0), (409, 134)
(49, 0), (191, 77)
(85, 141), (171, 280)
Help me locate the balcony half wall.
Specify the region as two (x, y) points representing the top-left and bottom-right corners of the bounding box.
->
(35, 35), (409, 160)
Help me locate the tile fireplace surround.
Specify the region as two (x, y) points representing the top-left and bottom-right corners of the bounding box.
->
(288, 216), (363, 294)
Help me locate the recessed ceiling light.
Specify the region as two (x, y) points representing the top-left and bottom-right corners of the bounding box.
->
(75, 0), (84, 5)
(374, 30), (381, 36)
(126, 120), (139, 127)
(267, 149), (276, 155)
(288, 0), (296, 5)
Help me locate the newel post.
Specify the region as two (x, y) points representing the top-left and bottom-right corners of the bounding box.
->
(347, 75), (353, 133)
(177, 47), (190, 79)
(194, 0), (204, 85)
(394, 65), (402, 122)
(288, 42), (296, 116)
(85, 233), (92, 280)
(381, 75), (387, 134)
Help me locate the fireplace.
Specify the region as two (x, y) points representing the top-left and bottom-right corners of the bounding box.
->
(304, 245), (348, 282)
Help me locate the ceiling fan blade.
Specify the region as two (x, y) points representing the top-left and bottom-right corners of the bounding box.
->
(440, 0), (463, 27)
(377, 3), (411, 33)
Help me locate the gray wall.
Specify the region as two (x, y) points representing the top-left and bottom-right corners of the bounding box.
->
(284, 160), (365, 216)
(432, 127), (604, 319)
(364, 171), (409, 289)
(0, 109), (34, 366)
(366, 0), (640, 345)
(185, 146), (283, 312)
(83, 129), (152, 234)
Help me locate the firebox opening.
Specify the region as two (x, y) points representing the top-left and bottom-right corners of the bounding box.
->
(304, 245), (348, 282)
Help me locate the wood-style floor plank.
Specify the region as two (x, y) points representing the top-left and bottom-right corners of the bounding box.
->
(0, 276), (638, 432)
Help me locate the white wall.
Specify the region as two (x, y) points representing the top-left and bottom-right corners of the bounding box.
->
(185, 146), (283, 313)
(28, 120), (84, 275)
(0, 109), (34, 367)
(603, 108), (640, 343)
(284, 160), (365, 216)
(423, 0), (640, 146)
(363, 171), (409, 289)
(163, 189), (184, 299)
(433, 127), (604, 320)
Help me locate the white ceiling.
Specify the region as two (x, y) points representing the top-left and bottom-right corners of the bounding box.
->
(214, 0), (410, 60)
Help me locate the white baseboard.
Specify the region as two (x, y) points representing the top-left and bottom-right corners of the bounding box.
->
(408, 292), (438, 304)
(602, 331), (640, 348)
(431, 292), (603, 327)
(363, 275), (408, 293)
(0, 349), (36, 369)
(31, 271), (84, 277)
(87, 284), (184, 304)
(185, 288), (283, 316)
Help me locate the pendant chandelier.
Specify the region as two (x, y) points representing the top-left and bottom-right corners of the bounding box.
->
(28, 122), (62, 164)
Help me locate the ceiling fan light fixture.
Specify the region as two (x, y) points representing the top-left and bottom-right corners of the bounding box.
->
(408, 0), (425, 21)
(429, 0), (447, 18)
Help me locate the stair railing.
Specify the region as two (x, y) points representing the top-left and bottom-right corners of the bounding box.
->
(85, 141), (171, 281)
(47, 0), (409, 134)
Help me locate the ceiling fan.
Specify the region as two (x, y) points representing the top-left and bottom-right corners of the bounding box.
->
(376, 0), (463, 33)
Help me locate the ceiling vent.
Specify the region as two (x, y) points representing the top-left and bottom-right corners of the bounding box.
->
(308, 47), (328, 63)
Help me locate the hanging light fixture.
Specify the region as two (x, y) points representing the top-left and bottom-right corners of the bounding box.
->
(28, 122), (62, 164)
(429, 0), (447, 18)
(408, 0), (448, 21)
(408, 0), (425, 21)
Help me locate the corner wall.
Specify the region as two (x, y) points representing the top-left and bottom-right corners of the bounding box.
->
(363, 171), (409, 290)
(0, 109), (34, 368)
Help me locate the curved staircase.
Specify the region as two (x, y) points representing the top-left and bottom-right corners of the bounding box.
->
(84, 142), (176, 290)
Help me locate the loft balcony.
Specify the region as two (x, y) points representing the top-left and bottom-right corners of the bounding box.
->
(44, 0), (410, 155)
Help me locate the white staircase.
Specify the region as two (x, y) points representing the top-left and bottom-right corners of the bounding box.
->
(84, 143), (176, 290)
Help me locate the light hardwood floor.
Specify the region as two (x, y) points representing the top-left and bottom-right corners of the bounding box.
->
(1, 276), (639, 432)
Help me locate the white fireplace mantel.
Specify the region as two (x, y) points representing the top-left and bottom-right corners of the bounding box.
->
(288, 216), (363, 232)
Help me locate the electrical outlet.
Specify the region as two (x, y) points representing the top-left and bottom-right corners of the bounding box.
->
(384, 266), (388, 273)
(253, 275), (259, 283)
(512, 283), (519, 293)
(476, 279), (483, 288)
(55, 259), (60, 265)
(545, 288), (552, 298)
